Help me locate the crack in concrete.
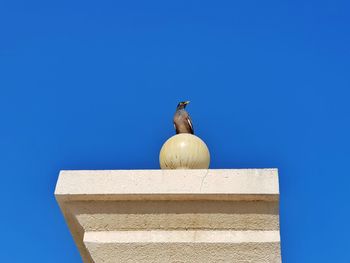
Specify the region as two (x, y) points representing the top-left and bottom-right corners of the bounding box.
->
(199, 169), (209, 192)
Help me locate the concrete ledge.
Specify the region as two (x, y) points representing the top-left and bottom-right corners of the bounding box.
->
(84, 230), (280, 243)
(55, 169), (279, 201)
(55, 169), (281, 262)
(85, 242), (281, 263)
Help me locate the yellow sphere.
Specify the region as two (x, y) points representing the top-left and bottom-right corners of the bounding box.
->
(159, 134), (210, 169)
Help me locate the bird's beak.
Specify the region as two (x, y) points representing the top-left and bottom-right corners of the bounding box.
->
(184, 101), (190, 105)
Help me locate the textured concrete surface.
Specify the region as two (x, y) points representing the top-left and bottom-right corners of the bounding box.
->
(84, 230), (280, 243)
(55, 169), (279, 200)
(55, 169), (281, 262)
(85, 242), (281, 263)
(70, 200), (279, 231)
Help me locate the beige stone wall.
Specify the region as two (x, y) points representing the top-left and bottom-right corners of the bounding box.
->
(55, 169), (281, 262)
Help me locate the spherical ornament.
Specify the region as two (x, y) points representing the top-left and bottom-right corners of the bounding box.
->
(159, 134), (210, 169)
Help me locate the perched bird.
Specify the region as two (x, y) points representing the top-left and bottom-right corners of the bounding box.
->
(173, 101), (194, 134)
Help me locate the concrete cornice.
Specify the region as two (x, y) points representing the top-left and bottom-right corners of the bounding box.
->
(55, 169), (281, 262)
(55, 169), (279, 201)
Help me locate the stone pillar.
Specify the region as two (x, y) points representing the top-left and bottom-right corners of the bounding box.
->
(55, 169), (281, 262)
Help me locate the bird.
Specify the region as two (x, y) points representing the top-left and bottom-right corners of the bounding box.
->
(173, 101), (194, 134)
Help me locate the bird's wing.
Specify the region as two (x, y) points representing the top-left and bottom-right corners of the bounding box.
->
(186, 115), (194, 134)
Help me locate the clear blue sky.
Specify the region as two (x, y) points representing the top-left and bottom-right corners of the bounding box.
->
(1, 0), (349, 262)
